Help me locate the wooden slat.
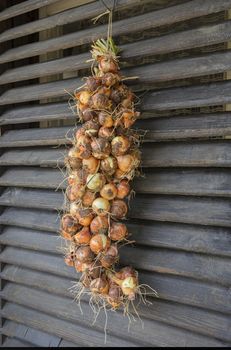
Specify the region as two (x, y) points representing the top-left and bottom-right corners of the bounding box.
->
(1, 320), (61, 347)
(143, 80), (231, 110)
(0, 141), (230, 168)
(0, 227), (60, 254)
(1, 282), (230, 344)
(3, 301), (226, 347)
(0, 0), (146, 43)
(1, 264), (230, 315)
(0, 243), (230, 286)
(1, 301), (139, 347)
(1, 17), (231, 65)
(0, 0), (60, 22)
(3, 45), (231, 85)
(0, 102), (70, 125)
(3, 337), (34, 347)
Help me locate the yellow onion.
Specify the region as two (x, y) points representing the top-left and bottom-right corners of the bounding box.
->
(107, 283), (122, 309)
(121, 276), (137, 300)
(82, 190), (96, 207)
(82, 108), (97, 122)
(92, 197), (110, 216)
(122, 110), (140, 128)
(117, 154), (136, 173)
(64, 255), (75, 267)
(90, 277), (109, 294)
(116, 179), (130, 199)
(76, 246), (94, 263)
(91, 137), (111, 159)
(110, 89), (121, 104)
(90, 215), (109, 235)
(102, 72), (120, 87)
(64, 155), (82, 171)
(90, 233), (111, 254)
(98, 126), (114, 139)
(70, 202), (81, 217)
(82, 156), (99, 174)
(75, 127), (85, 140)
(83, 120), (100, 137)
(100, 183), (117, 200)
(111, 136), (130, 156)
(66, 183), (85, 202)
(98, 112), (114, 127)
(61, 214), (80, 234)
(75, 90), (91, 105)
(75, 208), (94, 226)
(100, 244), (119, 268)
(114, 168), (127, 180)
(100, 156), (117, 175)
(109, 222), (128, 241)
(86, 173), (106, 192)
(86, 76), (101, 92)
(91, 93), (111, 110)
(110, 199), (128, 219)
(73, 226), (92, 245)
(99, 56), (118, 73)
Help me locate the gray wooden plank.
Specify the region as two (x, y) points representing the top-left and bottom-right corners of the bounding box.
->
(3, 337), (34, 347)
(3, 46), (231, 85)
(0, 245), (230, 286)
(1, 320), (61, 347)
(1, 302), (140, 347)
(143, 80), (231, 110)
(1, 264), (229, 315)
(1, 18), (231, 65)
(1, 141), (231, 168)
(1, 283), (230, 346)
(0, 0), (60, 22)
(0, 226), (60, 254)
(59, 339), (77, 347)
(0, 0), (146, 43)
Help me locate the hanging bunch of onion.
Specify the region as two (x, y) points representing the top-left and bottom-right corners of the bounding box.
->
(60, 38), (145, 311)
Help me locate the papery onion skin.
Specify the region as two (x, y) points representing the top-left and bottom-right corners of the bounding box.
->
(82, 156), (99, 174)
(91, 137), (111, 159)
(92, 197), (111, 216)
(111, 136), (131, 156)
(90, 215), (109, 235)
(116, 179), (130, 199)
(90, 233), (111, 254)
(100, 156), (117, 175)
(76, 246), (94, 263)
(61, 214), (80, 235)
(90, 277), (109, 294)
(100, 183), (117, 200)
(109, 222), (128, 241)
(86, 173), (106, 192)
(73, 226), (92, 245)
(75, 208), (94, 227)
(81, 190), (96, 207)
(110, 199), (128, 219)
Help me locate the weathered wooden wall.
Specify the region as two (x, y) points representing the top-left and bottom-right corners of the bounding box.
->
(0, 0), (231, 347)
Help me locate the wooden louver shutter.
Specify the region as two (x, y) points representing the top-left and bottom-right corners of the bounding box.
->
(0, 0), (231, 347)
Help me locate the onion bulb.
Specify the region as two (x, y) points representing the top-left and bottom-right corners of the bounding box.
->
(81, 190), (96, 207)
(117, 154), (135, 173)
(82, 108), (97, 122)
(86, 173), (106, 192)
(82, 156), (99, 174)
(76, 246), (94, 263)
(116, 179), (130, 199)
(66, 183), (85, 202)
(98, 112), (114, 127)
(110, 199), (128, 219)
(91, 93), (111, 110)
(91, 137), (111, 159)
(100, 244), (119, 268)
(121, 276), (137, 300)
(109, 222), (128, 241)
(99, 57), (118, 73)
(90, 215), (109, 235)
(100, 183), (117, 200)
(75, 208), (94, 226)
(111, 136), (130, 156)
(86, 76), (101, 92)
(100, 156), (117, 175)
(90, 233), (110, 254)
(61, 214), (80, 235)
(73, 226), (92, 245)
(75, 90), (91, 105)
(107, 283), (122, 309)
(90, 277), (109, 294)
(102, 72), (120, 87)
(83, 120), (99, 137)
(92, 197), (110, 216)
(98, 126), (114, 139)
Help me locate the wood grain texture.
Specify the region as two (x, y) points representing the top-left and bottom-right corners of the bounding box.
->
(1, 320), (61, 347)
(1, 282), (230, 343)
(1, 17), (231, 64)
(0, 0), (60, 22)
(2, 301), (226, 347)
(2, 44), (231, 85)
